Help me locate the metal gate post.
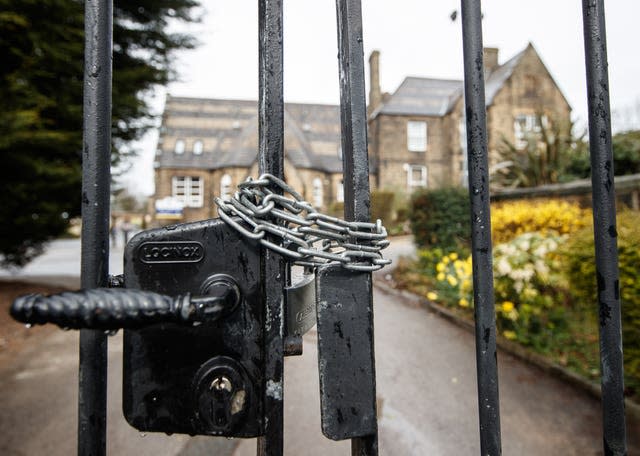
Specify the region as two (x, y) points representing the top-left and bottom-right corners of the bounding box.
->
(257, 1), (286, 455)
(78, 1), (113, 455)
(335, 1), (379, 454)
(581, 1), (627, 454)
(460, 1), (502, 455)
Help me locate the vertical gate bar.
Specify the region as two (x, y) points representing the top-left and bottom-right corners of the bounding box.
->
(581, 1), (627, 454)
(79, 0), (113, 455)
(459, 1), (502, 455)
(335, 0), (378, 454)
(257, 1), (285, 455)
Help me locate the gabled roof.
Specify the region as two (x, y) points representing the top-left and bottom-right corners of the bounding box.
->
(372, 77), (463, 118)
(484, 47), (527, 104)
(371, 44), (543, 119)
(156, 97), (343, 173)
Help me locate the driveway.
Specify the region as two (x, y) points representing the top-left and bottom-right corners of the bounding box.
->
(0, 237), (637, 455)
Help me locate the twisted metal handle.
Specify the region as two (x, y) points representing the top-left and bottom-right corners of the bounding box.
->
(10, 287), (238, 330)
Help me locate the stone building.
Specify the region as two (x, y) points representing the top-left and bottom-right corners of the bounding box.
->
(153, 98), (344, 222)
(367, 43), (571, 195)
(153, 42), (570, 223)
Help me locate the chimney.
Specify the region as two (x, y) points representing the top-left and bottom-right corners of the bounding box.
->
(368, 50), (382, 116)
(483, 47), (499, 74)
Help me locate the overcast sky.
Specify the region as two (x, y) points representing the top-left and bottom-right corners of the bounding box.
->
(124, 0), (640, 195)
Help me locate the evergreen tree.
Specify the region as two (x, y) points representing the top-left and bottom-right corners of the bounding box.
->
(0, 0), (199, 266)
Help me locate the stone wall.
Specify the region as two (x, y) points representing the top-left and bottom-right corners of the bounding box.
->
(369, 113), (457, 198)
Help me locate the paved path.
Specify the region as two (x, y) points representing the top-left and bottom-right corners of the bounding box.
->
(0, 237), (638, 455)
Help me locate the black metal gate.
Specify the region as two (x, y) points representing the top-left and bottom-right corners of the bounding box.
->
(9, 0), (628, 455)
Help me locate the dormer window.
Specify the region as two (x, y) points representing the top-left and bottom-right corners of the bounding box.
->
(174, 139), (185, 154)
(407, 121), (427, 152)
(193, 140), (203, 155)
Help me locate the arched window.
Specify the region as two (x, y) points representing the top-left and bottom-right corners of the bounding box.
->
(220, 174), (232, 201)
(193, 139), (203, 155)
(174, 139), (185, 154)
(312, 178), (323, 208)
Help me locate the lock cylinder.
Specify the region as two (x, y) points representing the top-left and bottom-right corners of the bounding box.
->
(193, 356), (253, 434)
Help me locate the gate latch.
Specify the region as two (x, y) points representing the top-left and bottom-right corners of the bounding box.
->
(10, 218), (265, 438)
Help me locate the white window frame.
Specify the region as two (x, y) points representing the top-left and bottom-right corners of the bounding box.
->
(407, 121), (427, 152)
(193, 139), (203, 155)
(312, 177), (324, 208)
(220, 174), (232, 201)
(514, 114), (545, 149)
(172, 176), (203, 208)
(174, 138), (185, 155)
(459, 118), (468, 187)
(336, 179), (344, 203)
(406, 164), (428, 188)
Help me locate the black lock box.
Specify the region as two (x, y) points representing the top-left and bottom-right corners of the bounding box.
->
(122, 218), (264, 437)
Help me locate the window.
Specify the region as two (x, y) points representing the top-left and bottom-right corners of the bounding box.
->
(174, 139), (185, 154)
(407, 121), (427, 152)
(172, 176), (203, 207)
(312, 178), (324, 208)
(459, 118), (468, 187)
(193, 140), (203, 155)
(405, 164), (427, 188)
(514, 114), (546, 149)
(336, 179), (344, 203)
(220, 174), (232, 201)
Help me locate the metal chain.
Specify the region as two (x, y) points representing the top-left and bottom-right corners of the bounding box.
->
(214, 174), (391, 272)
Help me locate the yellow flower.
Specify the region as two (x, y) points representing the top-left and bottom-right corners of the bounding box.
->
(437, 272), (446, 281)
(427, 292), (438, 300)
(503, 330), (517, 340)
(447, 275), (458, 287)
(442, 256), (450, 265)
(449, 252), (458, 261)
(501, 301), (515, 312)
(458, 298), (469, 307)
(436, 263), (446, 272)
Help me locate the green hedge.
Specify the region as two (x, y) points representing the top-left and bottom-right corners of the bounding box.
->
(329, 191), (395, 223)
(559, 211), (640, 397)
(409, 187), (470, 250)
(370, 191), (395, 223)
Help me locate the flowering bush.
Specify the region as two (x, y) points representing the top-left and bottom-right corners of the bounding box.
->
(491, 199), (591, 244)
(424, 232), (568, 350)
(493, 233), (568, 349)
(559, 210), (640, 398)
(432, 252), (473, 308)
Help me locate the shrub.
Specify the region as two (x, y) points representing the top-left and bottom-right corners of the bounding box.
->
(424, 233), (569, 350)
(371, 191), (395, 224)
(491, 199), (591, 244)
(559, 211), (640, 397)
(493, 232), (568, 349)
(327, 201), (344, 218)
(410, 188), (470, 249)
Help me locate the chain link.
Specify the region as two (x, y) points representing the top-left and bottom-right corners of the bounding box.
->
(215, 174), (391, 272)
